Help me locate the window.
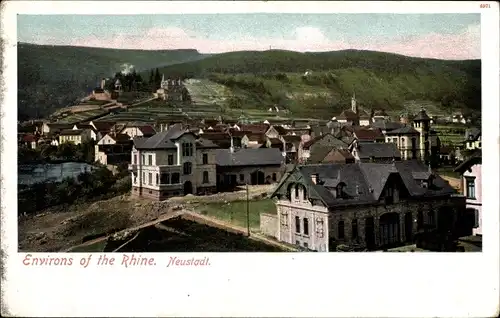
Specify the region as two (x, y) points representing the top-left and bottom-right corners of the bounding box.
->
(133, 174), (137, 184)
(478, 142), (481, 148)
(142, 172), (145, 182)
(182, 142), (194, 157)
(427, 211), (435, 227)
(315, 218), (324, 238)
(171, 173), (180, 184)
(295, 184), (300, 199)
(466, 177), (476, 199)
(133, 154), (137, 164)
(472, 209), (479, 228)
(351, 219), (358, 239)
(417, 210), (424, 230)
(338, 220), (345, 239)
(203, 171), (209, 184)
(272, 173), (277, 181)
(336, 185), (343, 198)
(141, 154), (145, 164)
(183, 162), (192, 175)
(148, 173), (152, 185)
(304, 242), (308, 249)
(202, 153), (208, 165)
(160, 173), (170, 184)
(148, 154), (153, 166)
(280, 212), (289, 226)
(155, 174), (159, 185)
(240, 174), (245, 182)
(168, 154), (174, 165)
(295, 216), (301, 233)
(303, 218), (309, 236)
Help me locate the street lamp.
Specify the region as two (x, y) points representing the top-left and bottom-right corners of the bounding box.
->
(246, 183), (250, 237)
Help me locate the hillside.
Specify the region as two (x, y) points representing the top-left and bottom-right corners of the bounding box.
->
(17, 43), (208, 120)
(151, 49), (481, 119)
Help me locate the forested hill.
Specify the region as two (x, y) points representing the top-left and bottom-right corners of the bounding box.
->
(151, 49), (481, 117)
(17, 43), (207, 120)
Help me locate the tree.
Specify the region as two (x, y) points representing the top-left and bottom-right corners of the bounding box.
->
(154, 68), (162, 90)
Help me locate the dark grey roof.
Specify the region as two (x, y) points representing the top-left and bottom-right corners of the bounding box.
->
(413, 109), (430, 121)
(385, 125), (420, 135)
(272, 160), (456, 209)
(215, 148), (284, 167)
(355, 142), (401, 159)
(133, 123), (218, 150)
(465, 128), (481, 141)
(371, 121), (404, 131)
(454, 149), (482, 173)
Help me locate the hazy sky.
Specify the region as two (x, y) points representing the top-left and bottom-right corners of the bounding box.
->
(17, 14), (481, 60)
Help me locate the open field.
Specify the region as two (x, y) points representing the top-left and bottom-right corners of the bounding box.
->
(19, 185), (275, 252)
(194, 199), (276, 230)
(54, 109), (110, 124)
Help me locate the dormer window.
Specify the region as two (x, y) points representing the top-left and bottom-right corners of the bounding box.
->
(336, 183), (345, 198)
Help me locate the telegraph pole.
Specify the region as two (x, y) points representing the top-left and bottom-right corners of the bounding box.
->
(246, 183), (250, 236)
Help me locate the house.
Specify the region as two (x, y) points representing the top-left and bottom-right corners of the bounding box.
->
(282, 135), (302, 164)
(454, 150), (482, 236)
(335, 94), (371, 126)
(372, 109), (390, 122)
(129, 124), (220, 200)
(452, 113), (468, 124)
(322, 149), (355, 164)
(21, 134), (38, 149)
(72, 124), (100, 141)
(384, 125), (420, 160)
(299, 133), (349, 164)
(58, 129), (92, 145)
(95, 133), (132, 165)
(89, 121), (115, 136)
(120, 124), (156, 139)
(241, 133), (267, 149)
(261, 161), (467, 251)
(265, 125), (288, 139)
(350, 141), (402, 163)
(215, 148), (285, 190)
(239, 123), (270, 135)
(352, 127), (385, 143)
(438, 145), (456, 165)
(464, 128), (481, 150)
(371, 121), (404, 135)
(42, 123), (74, 135)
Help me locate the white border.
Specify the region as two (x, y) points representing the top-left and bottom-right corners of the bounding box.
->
(2, 2), (499, 317)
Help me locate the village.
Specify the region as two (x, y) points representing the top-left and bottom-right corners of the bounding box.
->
(17, 74), (482, 253)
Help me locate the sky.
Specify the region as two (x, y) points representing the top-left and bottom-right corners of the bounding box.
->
(17, 14), (481, 60)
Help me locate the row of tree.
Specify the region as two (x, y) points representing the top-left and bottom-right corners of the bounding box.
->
(18, 166), (131, 216)
(18, 141), (96, 165)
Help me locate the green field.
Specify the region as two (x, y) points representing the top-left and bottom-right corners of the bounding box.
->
(196, 199), (277, 230)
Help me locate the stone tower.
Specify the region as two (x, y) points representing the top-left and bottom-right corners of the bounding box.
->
(412, 108), (431, 162)
(351, 92), (358, 114)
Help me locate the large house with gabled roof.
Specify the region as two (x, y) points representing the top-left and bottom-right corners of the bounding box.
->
(260, 161), (468, 251)
(128, 124), (219, 200)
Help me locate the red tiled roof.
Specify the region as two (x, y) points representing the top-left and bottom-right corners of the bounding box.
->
(92, 121), (115, 132)
(111, 133), (132, 143)
(240, 124), (270, 134)
(353, 128), (384, 141)
(137, 125), (156, 136)
(22, 134), (37, 142)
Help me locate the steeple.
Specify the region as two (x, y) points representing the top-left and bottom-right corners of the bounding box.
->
(351, 92), (358, 114)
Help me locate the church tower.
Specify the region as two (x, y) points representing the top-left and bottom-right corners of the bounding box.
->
(412, 108), (431, 162)
(351, 92), (358, 114)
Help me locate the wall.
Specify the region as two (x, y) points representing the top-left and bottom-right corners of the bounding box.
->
(464, 163), (482, 235)
(260, 213), (278, 238)
(217, 165), (284, 186)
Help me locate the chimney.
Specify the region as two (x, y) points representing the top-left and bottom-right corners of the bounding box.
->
(101, 78), (106, 89)
(311, 174), (318, 184)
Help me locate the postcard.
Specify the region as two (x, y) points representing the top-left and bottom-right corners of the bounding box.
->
(1, 1), (499, 317)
